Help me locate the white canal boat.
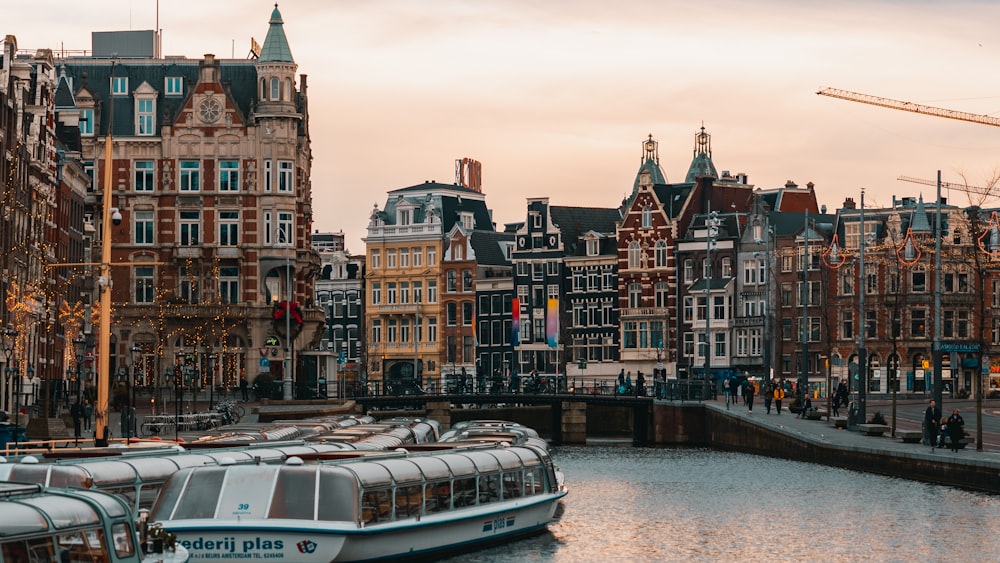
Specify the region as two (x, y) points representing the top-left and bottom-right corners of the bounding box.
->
(0, 481), (188, 563)
(150, 443), (566, 561)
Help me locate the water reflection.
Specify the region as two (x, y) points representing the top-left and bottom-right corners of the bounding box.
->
(444, 445), (999, 562)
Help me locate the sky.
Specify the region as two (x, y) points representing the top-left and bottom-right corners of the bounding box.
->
(11, 0), (1000, 252)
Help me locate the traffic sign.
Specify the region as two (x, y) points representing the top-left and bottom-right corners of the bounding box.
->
(259, 357), (270, 368)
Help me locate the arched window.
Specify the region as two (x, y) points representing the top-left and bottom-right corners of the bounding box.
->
(284, 78), (293, 100)
(627, 241), (641, 269)
(270, 77), (280, 100)
(260, 78), (267, 100)
(654, 240), (668, 268)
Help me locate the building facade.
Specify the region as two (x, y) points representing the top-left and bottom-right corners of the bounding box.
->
(53, 6), (322, 403)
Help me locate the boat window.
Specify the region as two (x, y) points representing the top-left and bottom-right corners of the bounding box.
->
(361, 488), (392, 524)
(2, 541), (30, 562)
(56, 530), (106, 563)
(173, 467), (226, 520)
(410, 456), (450, 481)
(469, 453), (501, 474)
(351, 464), (394, 488)
(149, 471), (187, 520)
(111, 522), (136, 558)
(215, 467), (278, 519)
(0, 503), (48, 536)
(20, 496), (100, 528)
(478, 473), (501, 504)
(268, 467), (316, 520)
(525, 467), (544, 495)
(423, 481), (445, 514)
(317, 469), (359, 522)
(8, 465), (57, 486)
(435, 453), (476, 477)
(25, 536), (56, 562)
(452, 477), (476, 507)
(394, 484), (423, 519)
(375, 459), (423, 483)
(137, 483), (161, 511)
(502, 470), (524, 499)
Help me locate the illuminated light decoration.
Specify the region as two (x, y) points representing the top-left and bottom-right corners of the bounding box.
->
(977, 211), (1000, 257)
(272, 300), (303, 339)
(546, 298), (559, 348)
(511, 298), (520, 346)
(822, 234), (844, 269)
(895, 228), (922, 266)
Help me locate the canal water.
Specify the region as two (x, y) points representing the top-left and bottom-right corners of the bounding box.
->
(443, 445), (999, 562)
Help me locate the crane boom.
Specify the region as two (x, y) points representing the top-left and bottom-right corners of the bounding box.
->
(817, 87), (1000, 128)
(897, 175), (995, 198)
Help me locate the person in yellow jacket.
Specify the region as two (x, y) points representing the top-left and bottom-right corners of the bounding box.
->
(773, 382), (785, 415)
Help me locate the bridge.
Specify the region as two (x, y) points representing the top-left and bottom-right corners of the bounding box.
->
(353, 381), (716, 445)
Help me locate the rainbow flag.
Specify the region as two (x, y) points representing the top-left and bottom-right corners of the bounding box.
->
(546, 298), (559, 348)
(511, 298), (521, 346)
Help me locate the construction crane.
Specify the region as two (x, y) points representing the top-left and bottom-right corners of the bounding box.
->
(897, 175), (996, 201)
(817, 87), (1000, 128)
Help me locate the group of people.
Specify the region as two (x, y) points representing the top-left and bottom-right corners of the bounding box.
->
(923, 400), (966, 451)
(69, 398), (94, 438)
(616, 370), (648, 397)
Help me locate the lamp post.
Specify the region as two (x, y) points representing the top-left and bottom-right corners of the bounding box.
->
(2, 327), (17, 445)
(130, 345), (142, 411)
(704, 209), (720, 399)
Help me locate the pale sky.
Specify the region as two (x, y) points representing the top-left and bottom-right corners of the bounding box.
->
(12, 1), (1000, 251)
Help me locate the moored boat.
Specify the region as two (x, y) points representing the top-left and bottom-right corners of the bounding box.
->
(0, 481), (188, 562)
(150, 443), (566, 561)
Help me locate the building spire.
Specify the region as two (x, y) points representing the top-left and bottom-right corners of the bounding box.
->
(259, 4), (295, 63)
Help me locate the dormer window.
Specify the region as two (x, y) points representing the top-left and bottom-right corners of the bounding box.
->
(79, 108), (94, 136)
(136, 97), (155, 135)
(399, 209), (411, 226)
(532, 213), (542, 228)
(111, 76), (128, 95)
(460, 212), (474, 231)
(165, 76), (183, 96)
(586, 238), (599, 256)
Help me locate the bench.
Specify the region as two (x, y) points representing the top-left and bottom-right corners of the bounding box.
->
(830, 416), (848, 429)
(858, 423), (891, 436)
(897, 430), (922, 443)
(805, 409), (826, 421)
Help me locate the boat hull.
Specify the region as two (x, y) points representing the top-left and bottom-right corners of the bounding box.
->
(168, 493), (564, 562)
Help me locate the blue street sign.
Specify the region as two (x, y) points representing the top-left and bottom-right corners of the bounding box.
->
(259, 357), (270, 368)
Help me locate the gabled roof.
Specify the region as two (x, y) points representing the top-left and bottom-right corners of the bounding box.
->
(259, 6), (295, 63)
(470, 230), (514, 266)
(651, 183), (695, 220)
(550, 206), (621, 256)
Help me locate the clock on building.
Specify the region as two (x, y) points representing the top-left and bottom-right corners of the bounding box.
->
(198, 97), (223, 124)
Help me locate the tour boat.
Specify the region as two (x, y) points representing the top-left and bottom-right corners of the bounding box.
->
(0, 481), (188, 562)
(149, 443), (566, 562)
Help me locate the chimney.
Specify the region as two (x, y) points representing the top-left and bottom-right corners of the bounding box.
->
(843, 197), (856, 210)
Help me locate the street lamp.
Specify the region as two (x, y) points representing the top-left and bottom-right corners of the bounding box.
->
(1, 327), (18, 446)
(704, 210), (720, 399)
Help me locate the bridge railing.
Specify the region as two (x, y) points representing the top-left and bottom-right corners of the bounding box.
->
(346, 376), (718, 400)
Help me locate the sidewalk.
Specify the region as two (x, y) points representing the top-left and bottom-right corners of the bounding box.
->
(707, 397), (1000, 471)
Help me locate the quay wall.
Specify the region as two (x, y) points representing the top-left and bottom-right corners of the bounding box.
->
(695, 406), (1000, 494)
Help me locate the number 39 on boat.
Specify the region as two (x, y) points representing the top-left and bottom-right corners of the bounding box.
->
(150, 443), (566, 562)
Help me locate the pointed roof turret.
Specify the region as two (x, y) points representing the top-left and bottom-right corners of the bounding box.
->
(632, 133), (667, 194)
(259, 4), (295, 63)
(909, 194), (932, 233)
(684, 125), (718, 183)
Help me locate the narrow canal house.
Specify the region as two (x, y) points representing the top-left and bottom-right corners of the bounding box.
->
(53, 6), (323, 400)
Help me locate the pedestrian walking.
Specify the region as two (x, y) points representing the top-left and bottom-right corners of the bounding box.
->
(923, 400), (941, 447)
(83, 399), (93, 431)
(70, 400), (83, 438)
(723, 378), (730, 409)
(763, 381), (773, 414)
(773, 382), (785, 415)
(636, 371), (645, 397)
(617, 369), (625, 396)
(239, 376), (249, 402)
(946, 409), (965, 452)
(745, 379), (755, 413)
